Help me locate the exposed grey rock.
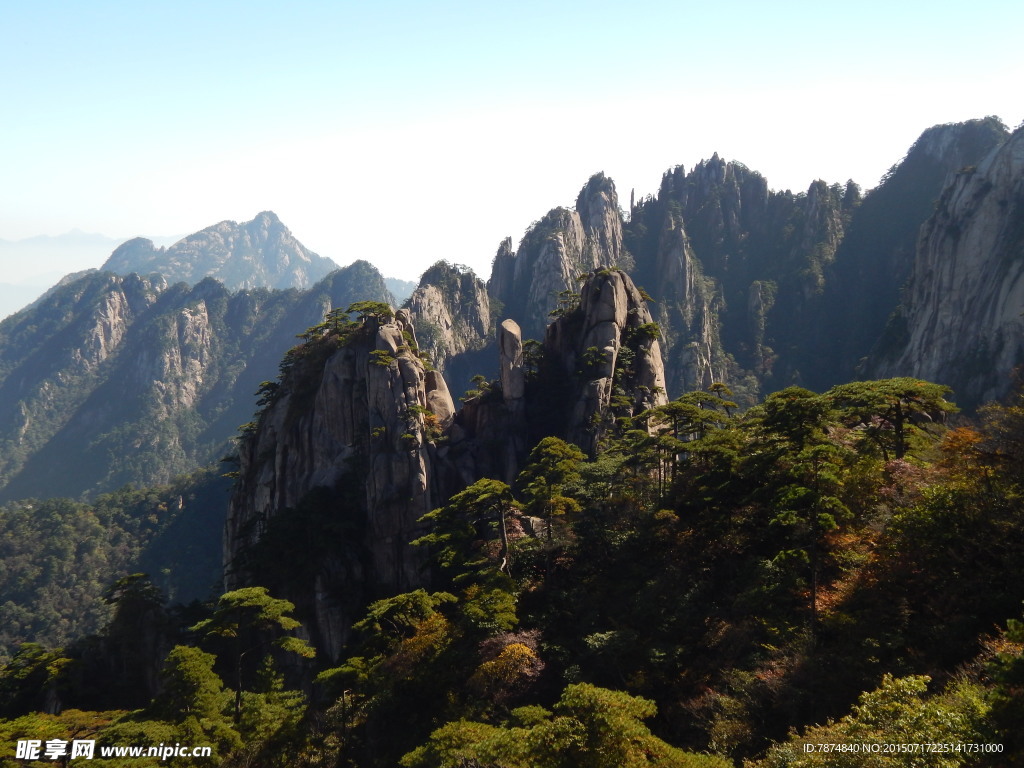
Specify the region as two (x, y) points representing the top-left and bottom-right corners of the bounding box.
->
(225, 313), (454, 659)
(488, 174), (626, 340)
(498, 319), (525, 401)
(546, 269), (669, 454)
(0, 262), (394, 502)
(224, 268), (669, 658)
(406, 262), (491, 378)
(812, 117), (1009, 392)
(576, 173), (625, 268)
(870, 126), (1024, 407)
(628, 202), (728, 396)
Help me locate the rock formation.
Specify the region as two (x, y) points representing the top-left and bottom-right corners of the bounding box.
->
(636, 206), (727, 395)
(225, 306), (455, 658)
(224, 269), (670, 658)
(488, 173), (625, 339)
(405, 261), (492, 393)
(870, 125), (1024, 407)
(544, 269), (669, 454)
(812, 116), (1009, 391)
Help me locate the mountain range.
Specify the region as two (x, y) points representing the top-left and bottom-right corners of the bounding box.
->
(2, 116), (1024, 765)
(0, 115), (1020, 506)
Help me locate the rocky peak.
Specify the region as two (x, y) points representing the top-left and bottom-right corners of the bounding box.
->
(247, 210), (284, 235)
(575, 172), (624, 267)
(487, 175), (626, 339)
(101, 212), (339, 290)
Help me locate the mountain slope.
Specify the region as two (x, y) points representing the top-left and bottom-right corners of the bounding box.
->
(0, 261), (393, 502)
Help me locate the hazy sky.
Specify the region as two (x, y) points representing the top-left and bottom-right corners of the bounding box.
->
(2, 0), (1021, 284)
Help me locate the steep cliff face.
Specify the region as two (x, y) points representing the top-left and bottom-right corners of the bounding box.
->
(870, 126), (1024, 407)
(427, 118), (1012, 406)
(634, 210), (727, 395)
(102, 211), (339, 290)
(225, 308), (455, 659)
(811, 117), (1010, 390)
(224, 269), (669, 657)
(0, 262), (395, 502)
(624, 156), (851, 400)
(576, 172), (625, 267)
(488, 173), (625, 339)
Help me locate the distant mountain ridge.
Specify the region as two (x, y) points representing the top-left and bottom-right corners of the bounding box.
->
(101, 211), (339, 290)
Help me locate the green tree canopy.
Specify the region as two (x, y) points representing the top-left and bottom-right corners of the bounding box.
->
(415, 478), (517, 586)
(826, 378), (956, 460)
(401, 682), (730, 768)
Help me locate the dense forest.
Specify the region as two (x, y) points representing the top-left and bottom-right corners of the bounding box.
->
(2, 300), (1023, 765)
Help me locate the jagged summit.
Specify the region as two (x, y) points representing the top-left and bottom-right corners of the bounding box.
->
(488, 173), (627, 339)
(101, 211), (339, 290)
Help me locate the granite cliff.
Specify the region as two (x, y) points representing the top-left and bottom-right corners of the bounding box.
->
(543, 269), (668, 454)
(472, 118), (1014, 404)
(813, 116), (1009, 390)
(488, 173), (625, 340)
(870, 124), (1024, 406)
(224, 305), (456, 658)
(405, 261), (492, 395)
(224, 269), (668, 659)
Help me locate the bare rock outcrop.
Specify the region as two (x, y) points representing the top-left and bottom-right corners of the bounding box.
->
(871, 126), (1024, 406)
(406, 262), (491, 380)
(647, 213), (727, 394)
(498, 319), (525, 402)
(546, 269), (669, 454)
(224, 269), (670, 659)
(225, 309), (455, 659)
(488, 174), (626, 339)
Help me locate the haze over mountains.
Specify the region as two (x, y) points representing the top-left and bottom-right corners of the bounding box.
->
(0, 231), (179, 319)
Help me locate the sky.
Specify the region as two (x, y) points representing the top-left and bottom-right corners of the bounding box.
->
(1, 0), (1022, 289)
